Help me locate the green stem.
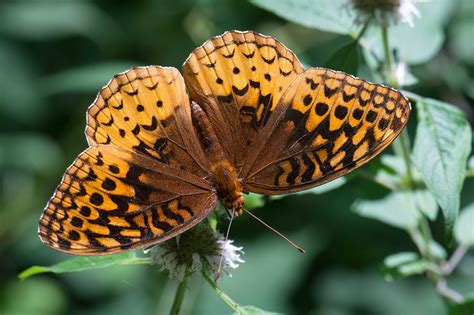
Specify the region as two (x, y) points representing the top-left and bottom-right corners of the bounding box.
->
(419, 217), (435, 262)
(169, 274), (189, 315)
(354, 17), (371, 43)
(399, 130), (416, 188)
(441, 245), (469, 275)
(381, 26), (392, 70)
(379, 22), (466, 305)
(203, 272), (239, 312)
(380, 26), (415, 189)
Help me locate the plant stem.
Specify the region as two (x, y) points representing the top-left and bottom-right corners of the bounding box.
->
(379, 22), (466, 305)
(381, 26), (392, 70)
(436, 279), (465, 304)
(169, 274), (189, 315)
(399, 131), (416, 187)
(354, 17), (371, 43)
(380, 26), (416, 189)
(442, 245), (469, 275)
(203, 272), (239, 312)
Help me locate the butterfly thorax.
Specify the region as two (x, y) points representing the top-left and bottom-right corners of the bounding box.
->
(191, 102), (244, 216)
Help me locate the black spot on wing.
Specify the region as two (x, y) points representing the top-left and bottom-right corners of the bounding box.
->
(286, 157), (300, 185)
(324, 85), (338, 98)
(232, 84), (249, 96)
(141, 116), (158, 131)
(301, 152), (316, 183)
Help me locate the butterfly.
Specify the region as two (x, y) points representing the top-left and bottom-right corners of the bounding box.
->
(39, 31), (411, 255)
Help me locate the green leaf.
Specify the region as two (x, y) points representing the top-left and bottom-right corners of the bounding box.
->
(380, 252), (438, 282)
(397, 260), (435, 276)
(448, 293), (474, 315)
(324, 42), (360, 75)
(352, 191), (421, 229)
(413, 190), (438, 221)
(454, 204), (474, 246)
(19, 252), (151, 280)
(235, 305), (281, 315)
(412, 98), (472, 237)
(40, 62), (138, 95)
(383, 252), (419, 268)
(250, 0), (359, 35)
(428, 240), (448, 260)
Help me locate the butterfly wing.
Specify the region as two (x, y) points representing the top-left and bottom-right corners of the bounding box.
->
(242, 68), (411, 194)
(182, 30), (304, 167)
(39, 146), (217, 255)
(183, 31), (410, 194)
(86, 66), (208, 177)
(40, 66), (217, 255)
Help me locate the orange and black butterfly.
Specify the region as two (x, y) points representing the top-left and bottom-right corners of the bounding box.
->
(39, 31), (410, 255)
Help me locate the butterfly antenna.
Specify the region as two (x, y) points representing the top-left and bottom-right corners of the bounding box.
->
(242, 207), (305, 254)
(215, 208), (235, 281)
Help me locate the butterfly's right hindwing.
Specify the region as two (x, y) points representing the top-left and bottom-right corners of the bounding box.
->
(39, 146), (217, 255)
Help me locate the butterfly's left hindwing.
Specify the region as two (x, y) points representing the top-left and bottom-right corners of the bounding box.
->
(39, 146), (217, 255)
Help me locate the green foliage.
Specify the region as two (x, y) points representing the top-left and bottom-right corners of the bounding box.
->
(412, 98), (472, 235)
(448, 294), (474, 315)
(324, 41), (360, 75)
(41, 62), (139, 95)
(353, 191), (423, 229)
(19, 252), (151, 280)
(380, 252), (439, 282)
(0, 1), (118, 42)
(454, 204), (474, 246)
(251, 0), (358, 35)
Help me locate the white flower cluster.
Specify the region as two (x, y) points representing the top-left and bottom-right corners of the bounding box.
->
(215, 238), (245, 276)
(149, 224), (244, 281)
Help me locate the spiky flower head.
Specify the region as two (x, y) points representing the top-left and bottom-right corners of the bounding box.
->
(350, 0), (422, 28)
(149, 223), (244, 281)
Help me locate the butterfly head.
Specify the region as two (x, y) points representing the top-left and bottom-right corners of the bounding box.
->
(210, 159), (244, 216)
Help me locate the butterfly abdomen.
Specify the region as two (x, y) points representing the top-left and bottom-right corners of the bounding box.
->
(190, 101), (244, 215)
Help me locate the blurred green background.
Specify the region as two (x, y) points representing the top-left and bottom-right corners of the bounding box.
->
(0, 0), (473, 314)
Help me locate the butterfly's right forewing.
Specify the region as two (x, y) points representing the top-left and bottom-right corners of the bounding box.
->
(244, 68), (411, 194)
